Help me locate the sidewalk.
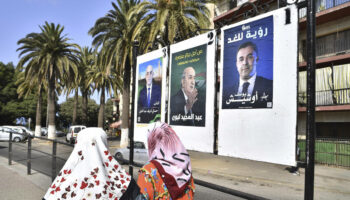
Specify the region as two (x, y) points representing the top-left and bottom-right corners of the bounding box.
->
(1, 140), (350, 200)
(188, 150), (350, 199)
(0, 156), (51, 200)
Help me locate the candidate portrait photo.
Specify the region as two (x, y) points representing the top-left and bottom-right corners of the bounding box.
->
(222, 16), (274, 109)
(169, 44), (207, 127)
(136, 57), (162, 123)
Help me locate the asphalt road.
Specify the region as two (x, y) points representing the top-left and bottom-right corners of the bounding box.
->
(0, 139), (242, 200)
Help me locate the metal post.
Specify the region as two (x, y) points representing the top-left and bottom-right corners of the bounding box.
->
(52, 140), (57, 182)
(214, 30), (220, 155)
(27, 135), (32, 175)
(304, 0), (316, 199)
(8, 131), (12, 165)
(129, 41), (139, 176)
(164, 45), (170, 123)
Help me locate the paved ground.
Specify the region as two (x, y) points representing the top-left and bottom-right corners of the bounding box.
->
(0, 139), (349, 199)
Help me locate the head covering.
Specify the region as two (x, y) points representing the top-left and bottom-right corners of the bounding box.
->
(147, 122), (192, 199)
(43, 128), (131, 200)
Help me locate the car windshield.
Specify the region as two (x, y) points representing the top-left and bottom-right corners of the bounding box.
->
(74, 127), (81, 133)
(128, 142), (145, 149)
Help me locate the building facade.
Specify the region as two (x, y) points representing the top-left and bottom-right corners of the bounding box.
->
(213, 0), (350, 167)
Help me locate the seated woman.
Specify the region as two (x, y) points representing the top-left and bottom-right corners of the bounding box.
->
(137, 122), (195, 200)
(43, 127), (141, 200)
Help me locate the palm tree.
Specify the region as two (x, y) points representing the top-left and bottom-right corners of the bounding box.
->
(89, 0), (145, 145)
(17, 22), (79, 139)
(87, 49), (122, 128)
(77, 46), (95, 125)
(16, 71), (46, 137)
(138, 0), (211, 49)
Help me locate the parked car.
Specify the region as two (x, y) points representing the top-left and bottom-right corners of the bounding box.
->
(41, 127), (48, 136)
(16, 126), (34, 137)
(66, 125), (86, 144)
(2, 126), (29, 139)
(55, 130), (65, 137)
(0, 126), (26, 142)
(114, 141), (148, 165)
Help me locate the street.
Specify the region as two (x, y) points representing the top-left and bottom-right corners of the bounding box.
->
(0, 139), (243, 200)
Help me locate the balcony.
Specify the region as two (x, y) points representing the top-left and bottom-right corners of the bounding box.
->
(299, 27), (350, 65)
(299, 88), (350, 108)
(298, 64), (350, 111)
(299, 0), (350, 29)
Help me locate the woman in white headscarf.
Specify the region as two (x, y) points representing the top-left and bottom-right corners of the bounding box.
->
(137, 122), (195, 200)
(43, 127), (141, 200)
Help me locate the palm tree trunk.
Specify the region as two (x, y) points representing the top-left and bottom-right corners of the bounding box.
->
(34, 87), (42, 137)
(72, 88), (78, 125)
(82, 90), (88, 126)
(98, 87), (105, 128)
(47, 72), (56, 139)
(120, 58), (131, 147)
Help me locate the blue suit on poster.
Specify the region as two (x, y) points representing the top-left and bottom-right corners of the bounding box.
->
(137, 64), (162, 123)
(222, 76), (272, 109)
(138, 84), (161, 108)
(222, 15), (274, 109)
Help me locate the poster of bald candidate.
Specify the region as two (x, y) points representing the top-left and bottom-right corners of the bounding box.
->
(169, 44), (207, 127)
(222, 16), (274, 109)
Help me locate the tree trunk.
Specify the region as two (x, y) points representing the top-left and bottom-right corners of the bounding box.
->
(120, 58), (131, 147)
(72, 88), (78, 125)
(121, 58), (131, 129)
(82, 90), (88, 126)
(34, 87), (42, 137)
(98, 87), (105, 128)
(47, 73), (56, 139)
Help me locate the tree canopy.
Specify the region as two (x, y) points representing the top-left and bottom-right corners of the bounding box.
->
(0, 62), (46, 126)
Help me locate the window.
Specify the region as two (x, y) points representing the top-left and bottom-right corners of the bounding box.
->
(74, 127), (81, 133)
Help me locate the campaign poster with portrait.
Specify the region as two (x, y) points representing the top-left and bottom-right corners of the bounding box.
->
(134, 48), (168, 144)
(218, 5), (298, 166)
(168, 31), (216, 153)
(136, 58), (163, 123)
(222, 16), (274, 109)
(169, 44), (206, 127)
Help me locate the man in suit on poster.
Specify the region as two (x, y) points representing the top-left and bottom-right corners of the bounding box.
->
(223, 41), (273, 109)
(138, 65), (161, 110)
(170, 67), (205, 126)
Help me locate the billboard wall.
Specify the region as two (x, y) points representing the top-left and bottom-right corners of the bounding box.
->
(168, 31), (216, 152)
(218, 5), (298, 166)
(134, 48), (168, 143)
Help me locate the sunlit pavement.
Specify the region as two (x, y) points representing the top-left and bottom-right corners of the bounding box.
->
(1, 138), (350, 199)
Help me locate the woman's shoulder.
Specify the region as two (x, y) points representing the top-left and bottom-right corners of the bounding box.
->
(139, 162), (158, 175)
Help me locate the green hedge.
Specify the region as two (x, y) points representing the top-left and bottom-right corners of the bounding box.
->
(298, 139), (350, 167)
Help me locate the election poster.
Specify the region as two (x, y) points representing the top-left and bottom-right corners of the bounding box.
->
(134, 48), (168, 144)
(168, 31), (216, 153)
(169, 44), (207, 127)
(136, 58), (163, 123)
(218, 5), (298, 166)
(222, 15), (274, 109)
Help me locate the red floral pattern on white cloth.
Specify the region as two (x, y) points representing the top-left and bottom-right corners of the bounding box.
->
(44, 128), (131, 200)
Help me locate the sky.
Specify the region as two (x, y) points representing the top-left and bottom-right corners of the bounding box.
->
(0, 0), (116, 104)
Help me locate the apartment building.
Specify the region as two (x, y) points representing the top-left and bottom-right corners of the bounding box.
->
(213, 0), (350, 167)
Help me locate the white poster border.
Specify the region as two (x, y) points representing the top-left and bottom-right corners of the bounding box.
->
(134, 48), (168, 144)
(218, 5), (298, 166)
(168, 31), (216, 153)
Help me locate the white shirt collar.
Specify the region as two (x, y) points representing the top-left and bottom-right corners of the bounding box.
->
(238, 74), (256, 95)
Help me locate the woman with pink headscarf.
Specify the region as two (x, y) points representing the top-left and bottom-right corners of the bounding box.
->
(137, 122), (195, 200)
